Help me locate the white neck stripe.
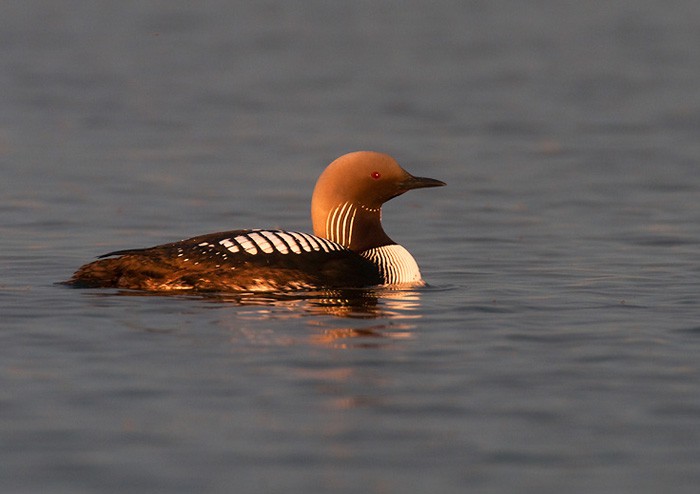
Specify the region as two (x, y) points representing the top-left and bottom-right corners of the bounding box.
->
(326, 202), (357, 247)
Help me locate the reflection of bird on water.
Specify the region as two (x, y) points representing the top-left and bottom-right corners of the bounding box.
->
(206, 287), (423, 319)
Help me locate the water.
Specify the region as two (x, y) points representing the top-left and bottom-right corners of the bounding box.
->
(3, 1), (700, 492)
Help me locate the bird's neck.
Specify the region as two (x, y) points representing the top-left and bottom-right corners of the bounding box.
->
(312, 201), (393, 252)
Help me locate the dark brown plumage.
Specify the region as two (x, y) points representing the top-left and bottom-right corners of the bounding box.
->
(67, 230), (382, 291)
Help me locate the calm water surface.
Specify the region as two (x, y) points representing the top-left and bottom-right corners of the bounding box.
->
(2, 1), (700, 493)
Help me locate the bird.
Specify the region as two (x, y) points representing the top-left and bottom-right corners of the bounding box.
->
(64, 151), (445, 292)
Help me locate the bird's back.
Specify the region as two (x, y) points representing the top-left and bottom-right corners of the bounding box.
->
(65, 229), (383, 291)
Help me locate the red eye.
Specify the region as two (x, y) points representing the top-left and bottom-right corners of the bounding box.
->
(371, 171), (381, 180)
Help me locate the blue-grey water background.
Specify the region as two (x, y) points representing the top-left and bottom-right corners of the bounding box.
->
(2, 1), (700, 493)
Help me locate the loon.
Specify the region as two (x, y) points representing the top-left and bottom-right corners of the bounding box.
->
(65, 151), (445, 292)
